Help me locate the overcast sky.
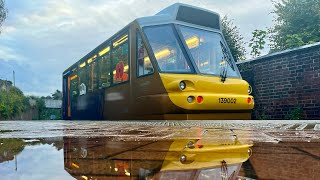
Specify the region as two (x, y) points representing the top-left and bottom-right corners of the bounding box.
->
(0, 0), (274, 96)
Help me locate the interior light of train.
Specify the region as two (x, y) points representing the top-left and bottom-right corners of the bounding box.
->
(87, 55), (97, 64)
(113, 34), (128, 47)
(200, 61), (209, 66)
(185, 36), (199, 49)
(79, 62), (86, 68)
(155, 49), (171, 59)
(125, 170), (131, 176)
(143, 48), (171, 62)
(143, 36), (199, 63)
(71, 163), (80, 168)
(70, 75), (78, 80)
(99, 46), (110, 56)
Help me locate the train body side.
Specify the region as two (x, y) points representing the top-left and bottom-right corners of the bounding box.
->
(62, 4), (254, 120)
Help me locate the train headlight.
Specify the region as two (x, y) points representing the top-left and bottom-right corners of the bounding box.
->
(187, 96), (194, 103)
(179, 81), (186, 90)
(248, 85), (252, 94)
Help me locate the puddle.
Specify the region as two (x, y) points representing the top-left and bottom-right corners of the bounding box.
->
(0, 120), (320, 179)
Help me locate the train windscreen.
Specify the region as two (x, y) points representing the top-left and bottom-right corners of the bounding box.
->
(144, 24), (240, 78)
(177, 25), (240, 78)
(143, 25), (194, 73)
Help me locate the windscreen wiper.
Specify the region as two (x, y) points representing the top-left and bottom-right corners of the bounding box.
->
(220, 60), (227, 83)
(219, 41), (235, 83)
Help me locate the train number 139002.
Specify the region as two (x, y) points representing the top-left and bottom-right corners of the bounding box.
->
(218, 98), (237, 104)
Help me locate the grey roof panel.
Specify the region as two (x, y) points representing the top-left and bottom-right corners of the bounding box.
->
(137, 3), (220, 29)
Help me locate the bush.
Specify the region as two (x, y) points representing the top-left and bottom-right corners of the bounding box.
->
(0, 87), (27, 119)
(285, 106), (303, 120)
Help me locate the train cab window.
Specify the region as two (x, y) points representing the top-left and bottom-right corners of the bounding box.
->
(177, 25), (240, 78)
(143, 25), (192, 73)
(99, 46), (111, 88)
(112, 33), (129, 84)
(78, 62), (87, 95)
(87, 55), (98, 92)
(137, 31), (154, 77)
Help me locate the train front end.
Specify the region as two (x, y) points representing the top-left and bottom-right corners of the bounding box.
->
(138, 4), (254, 120)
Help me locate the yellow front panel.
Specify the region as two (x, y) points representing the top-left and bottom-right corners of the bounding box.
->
(160, 74), (254, 111)
(161, 139), (252, 171)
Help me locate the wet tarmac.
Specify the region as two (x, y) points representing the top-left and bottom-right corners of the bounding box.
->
(0, 120), (320, 180)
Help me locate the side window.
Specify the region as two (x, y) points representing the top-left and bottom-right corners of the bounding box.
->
(78, 62), (87, 95)
(99, 46), (111, 88)
(112, 33), (129, 84)
(87, 55), (98, 92)
(137, 31), (154, 77)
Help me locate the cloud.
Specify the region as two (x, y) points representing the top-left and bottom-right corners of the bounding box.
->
(0, 144), (73, 180)
(0, 0), (275, 95)
(0, 45), (25, 62)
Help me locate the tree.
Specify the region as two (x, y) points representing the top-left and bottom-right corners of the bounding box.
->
(249, 29), (267, 58)
(221, 16), (246, 61)
(35, 97), (45, 120)
(0, 87), (27, 119)
(270, 0), (320, 51)
(52, 89), (62, 100)
(0, 0), (7, 34)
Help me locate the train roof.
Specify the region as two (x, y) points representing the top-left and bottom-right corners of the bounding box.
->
(137, 3), (221, 29)
(63, 3), (221, 75)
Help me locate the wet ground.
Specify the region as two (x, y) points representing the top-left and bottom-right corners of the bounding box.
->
(0, 120), (320, 180)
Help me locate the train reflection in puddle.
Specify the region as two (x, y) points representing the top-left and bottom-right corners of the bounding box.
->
(64, 135), (252, 180)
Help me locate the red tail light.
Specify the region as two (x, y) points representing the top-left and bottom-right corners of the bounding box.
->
(247, 97), (252, 104)
(197, 96), (203, 103)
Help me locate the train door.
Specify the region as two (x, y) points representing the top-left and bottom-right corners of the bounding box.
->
(67, 76), (71, 118)
(69, 73), (78, 119)
(131, 28), (166, 119)
(62, 74), (69, 120)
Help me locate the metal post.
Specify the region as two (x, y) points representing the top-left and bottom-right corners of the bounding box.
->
(15, 155), (17, 171)
(13, 70), (15, 87)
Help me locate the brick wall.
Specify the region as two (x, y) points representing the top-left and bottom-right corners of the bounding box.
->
(237, 42), (320, 119)
(239, 142), (320, 180)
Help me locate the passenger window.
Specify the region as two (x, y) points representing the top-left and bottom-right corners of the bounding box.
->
(88, 55), (98, 92)
(99, 46), (111, 88)
(137, 31), (154, 77)
(112, 33), (129, 84)
(78, 62), (87, 95)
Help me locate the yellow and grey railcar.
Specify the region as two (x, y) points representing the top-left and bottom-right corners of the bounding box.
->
(62, 3), (254, 120)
